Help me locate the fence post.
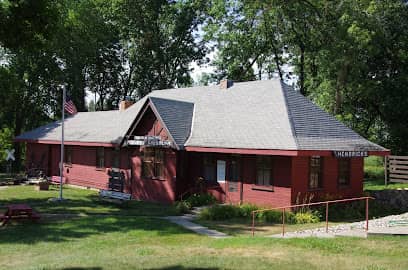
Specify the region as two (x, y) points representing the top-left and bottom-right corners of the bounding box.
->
(325, 202), (329, 233)
(365, 197), (369, 231)
(282, 208), (285, 237)
(252, 211), (255, 237)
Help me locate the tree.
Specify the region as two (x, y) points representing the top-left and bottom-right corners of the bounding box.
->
(113, 0), (207, 98)
(205, 0), (408, 154)
(0, 0), (59, 50)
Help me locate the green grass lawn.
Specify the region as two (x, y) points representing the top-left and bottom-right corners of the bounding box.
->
(1, 186), (408, 270)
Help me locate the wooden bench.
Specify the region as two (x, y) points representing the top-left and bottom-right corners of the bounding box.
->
(99, 190), (131, 204)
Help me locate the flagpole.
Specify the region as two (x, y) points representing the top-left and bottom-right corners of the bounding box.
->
(59, 85), (65, 200)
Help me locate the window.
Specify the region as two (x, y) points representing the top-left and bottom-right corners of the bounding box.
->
(64, 146), (72, 165)
(217, 160), (226, 182)
(96, 147), (105, 169)
(203, 154), (216, 182)
(309, 156), (322, 189)
(142, 148), (164, 179)
(256, 156), (272, 186)
(338, 158), (351, 186)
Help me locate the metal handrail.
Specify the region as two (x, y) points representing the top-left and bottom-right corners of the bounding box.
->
(251, 196), (374, 237)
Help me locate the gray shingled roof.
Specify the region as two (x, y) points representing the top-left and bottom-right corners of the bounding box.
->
(149, 97), (194, 148)
(281, 83), (385, 151)
(15, 101), (145, 145)
(16, 79), (387, 152)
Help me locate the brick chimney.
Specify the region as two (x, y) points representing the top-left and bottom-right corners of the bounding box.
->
(119, 100), (133, 111)
(219, 79), (234, 89)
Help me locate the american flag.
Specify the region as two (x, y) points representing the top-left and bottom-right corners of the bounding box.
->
(64, 95), (78, 115)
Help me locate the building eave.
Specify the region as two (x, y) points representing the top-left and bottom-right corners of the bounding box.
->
(14, 138), (117, 148)
(184, 146), (391, 157)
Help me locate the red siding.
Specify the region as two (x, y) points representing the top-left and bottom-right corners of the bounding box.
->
(26, 143), (48, 172)
(26, 143), (131, 190)
(129, 148), (176, 203)
(239, 155), (292, 207)
(291, 156), (364, 204)
(129, 106), (177, 203)
(183, 153), (292, 207)
(25, 141), (365, 207)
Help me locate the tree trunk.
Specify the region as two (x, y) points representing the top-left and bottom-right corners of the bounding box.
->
(334, 61), (349, 114)
(270, 42), (283, 80)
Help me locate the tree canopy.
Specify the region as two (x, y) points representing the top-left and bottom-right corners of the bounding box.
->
(205, 0), (408, 154)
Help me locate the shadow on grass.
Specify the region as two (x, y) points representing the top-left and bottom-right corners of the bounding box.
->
(0, 214), (189, 245)
(0, 186), (179, 217)
(56, 267), (219, 270)
(146, 267), (219, 270)
(0, 186), (188, 245)
(59, 268), (102, 270)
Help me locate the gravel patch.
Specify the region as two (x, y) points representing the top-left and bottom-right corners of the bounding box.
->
(271, 212), (408, 238)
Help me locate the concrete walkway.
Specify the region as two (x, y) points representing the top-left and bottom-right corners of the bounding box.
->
(368, 226), (408, 236)
(164, 215), (229, 238)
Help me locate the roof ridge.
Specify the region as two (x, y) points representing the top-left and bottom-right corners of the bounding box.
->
(279, 80), (299, 149)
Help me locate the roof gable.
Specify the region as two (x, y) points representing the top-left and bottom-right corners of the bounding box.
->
(149, 97), (194, 149)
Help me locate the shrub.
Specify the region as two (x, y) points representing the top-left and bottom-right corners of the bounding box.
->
(199, 205), (239, 220)
(238, 204), (259, 218)
(185, 193), (217, 207)
(292, 211), (320, 224)
(199, 204), (319, 224)
(174, 201), (191, 214)
(257, 210), (295, 223)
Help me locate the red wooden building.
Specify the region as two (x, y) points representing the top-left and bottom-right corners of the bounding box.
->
(16, 79), (389, 206)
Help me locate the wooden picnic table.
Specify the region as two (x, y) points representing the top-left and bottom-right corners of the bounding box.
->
(0, 203), (40, 226)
